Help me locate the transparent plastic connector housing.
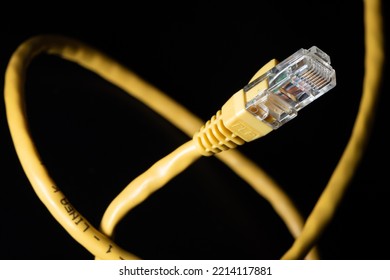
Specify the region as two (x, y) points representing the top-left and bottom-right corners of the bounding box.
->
(245, 46), (336, 129)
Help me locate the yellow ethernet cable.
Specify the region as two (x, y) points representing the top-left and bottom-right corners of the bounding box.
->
(4, 37), (333, 260)
(3, 0), (382, 260)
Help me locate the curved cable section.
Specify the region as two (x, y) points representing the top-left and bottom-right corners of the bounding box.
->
(282, 0), (384, 259)
(100, 141), (201, 237)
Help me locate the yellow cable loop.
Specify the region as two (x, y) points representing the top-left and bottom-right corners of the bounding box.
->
(282, 0), (384, 259)
(4, 36), (320, 259)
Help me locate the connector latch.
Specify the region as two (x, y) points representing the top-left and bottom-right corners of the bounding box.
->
(245, 46), (336, 129)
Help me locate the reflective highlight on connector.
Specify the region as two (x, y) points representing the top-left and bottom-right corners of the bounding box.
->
(245, 46), (336, 129)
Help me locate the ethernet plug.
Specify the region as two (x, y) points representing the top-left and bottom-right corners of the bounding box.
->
(193, 46), (336, 156)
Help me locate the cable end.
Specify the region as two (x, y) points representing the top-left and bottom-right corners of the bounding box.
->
(245, 46), (336, 129)
(194, 46), (336, 156)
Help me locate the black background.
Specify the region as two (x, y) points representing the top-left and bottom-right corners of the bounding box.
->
(0, 1), (389, 260)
